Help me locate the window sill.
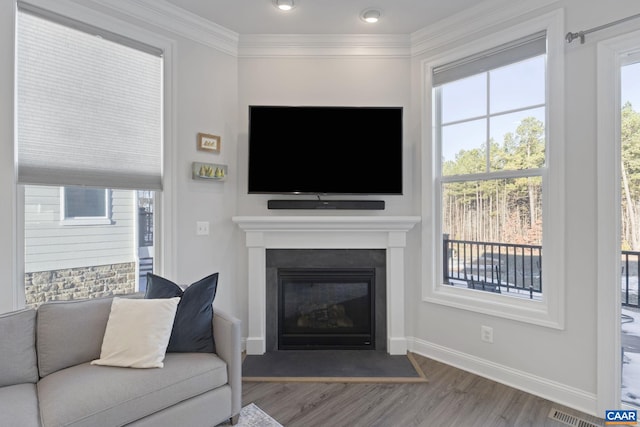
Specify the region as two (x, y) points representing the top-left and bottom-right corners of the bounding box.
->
(423, 282), (564, 329)
(61, 218), (113, 226)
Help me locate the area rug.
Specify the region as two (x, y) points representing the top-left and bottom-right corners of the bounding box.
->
(242, 350), (428, 383)
(216, 403), (283, 427)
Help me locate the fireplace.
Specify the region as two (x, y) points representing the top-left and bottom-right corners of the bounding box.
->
(266, 249), (387, 351)
(233, 215), (420, 355)
(278, 268), (375, 350)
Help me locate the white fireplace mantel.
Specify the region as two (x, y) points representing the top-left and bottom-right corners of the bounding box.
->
(232, 216), (421, 355)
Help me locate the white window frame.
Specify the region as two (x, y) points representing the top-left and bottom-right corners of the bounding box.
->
(60, 187), (112, 225)
(13, 0), (176, 310)
(421, 10), (565, 329)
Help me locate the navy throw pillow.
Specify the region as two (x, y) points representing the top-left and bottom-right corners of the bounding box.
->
(145, 272), (218, 353)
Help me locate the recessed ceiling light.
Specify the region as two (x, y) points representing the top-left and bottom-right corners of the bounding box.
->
(273, 0), (294, 11)
(361, 9), (381, 24)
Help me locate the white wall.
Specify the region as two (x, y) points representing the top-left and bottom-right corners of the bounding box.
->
(0, 0), (17, 313)
(236, 56), (414, 216)
(172, 39), (239, 312)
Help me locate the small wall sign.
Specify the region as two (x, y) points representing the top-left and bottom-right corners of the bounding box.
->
(197, 132), (221, 153)
(192, 162), (227, 181)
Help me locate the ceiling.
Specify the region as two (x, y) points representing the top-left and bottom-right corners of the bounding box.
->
(162, 0), (485, 35)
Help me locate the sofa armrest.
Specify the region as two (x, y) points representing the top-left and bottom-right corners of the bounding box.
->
(212, 310), (242, 419)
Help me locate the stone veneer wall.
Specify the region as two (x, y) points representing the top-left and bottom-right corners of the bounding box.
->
(25, 262), (136, 308)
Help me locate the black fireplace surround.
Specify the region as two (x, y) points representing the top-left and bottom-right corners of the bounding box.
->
(266, 249), (387, 351)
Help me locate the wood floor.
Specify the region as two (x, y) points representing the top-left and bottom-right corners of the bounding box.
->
(241, 353), (605, 427)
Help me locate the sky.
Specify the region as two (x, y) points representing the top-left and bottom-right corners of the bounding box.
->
(440, 56), (545, 164)
(440, 57), (640, 166)
(622, 61), (640, 109)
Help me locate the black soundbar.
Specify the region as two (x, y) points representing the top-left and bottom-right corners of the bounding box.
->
(267, 200), (385, 210)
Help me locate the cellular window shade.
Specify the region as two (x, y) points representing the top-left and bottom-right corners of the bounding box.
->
(17, 9), (163, 190)
(432, 31), (546, 87)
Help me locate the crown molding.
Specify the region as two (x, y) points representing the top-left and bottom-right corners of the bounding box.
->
(238, 34), (411, 58)
(410, 0), (562, 56)
(82, 0), (239, 56)
(75, 0), (561, 59)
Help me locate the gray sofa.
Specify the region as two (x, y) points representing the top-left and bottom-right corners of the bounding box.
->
(0, 297), (241, 427)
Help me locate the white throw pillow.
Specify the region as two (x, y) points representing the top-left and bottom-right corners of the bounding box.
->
(91, 297), (180, 368)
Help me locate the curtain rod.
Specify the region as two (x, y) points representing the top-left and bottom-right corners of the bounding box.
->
(566, 12), (640, 44)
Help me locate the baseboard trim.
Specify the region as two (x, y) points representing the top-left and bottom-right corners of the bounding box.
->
(407, 337), (598, 417)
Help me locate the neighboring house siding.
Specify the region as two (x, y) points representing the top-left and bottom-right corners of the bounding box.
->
(24, 186), (136, 273)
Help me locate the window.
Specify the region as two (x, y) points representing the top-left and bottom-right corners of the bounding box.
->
(435, 32), (546, 300)
(16, 4), (164, 306)
(62, 187), (110, 222)
(423, 12), (565, 328)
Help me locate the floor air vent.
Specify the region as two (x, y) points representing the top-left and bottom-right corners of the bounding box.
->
(548, 408), (602, 427)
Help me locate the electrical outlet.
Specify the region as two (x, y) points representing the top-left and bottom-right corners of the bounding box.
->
(481, 325), (493, 343)
(196, 221), (209, 236)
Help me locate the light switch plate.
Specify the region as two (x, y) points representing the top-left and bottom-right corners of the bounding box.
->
(196, 221), (210, 235)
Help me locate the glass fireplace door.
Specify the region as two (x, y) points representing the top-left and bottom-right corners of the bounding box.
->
(278, 268), (375, 350)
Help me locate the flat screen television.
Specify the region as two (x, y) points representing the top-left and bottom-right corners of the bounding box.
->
(248, 106), (403, 195)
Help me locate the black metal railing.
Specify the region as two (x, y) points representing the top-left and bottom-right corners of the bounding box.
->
(621, 251), (640, 308)
(443, 237), (640, 306)
(138, 257), (153, 294)
(138, 208), (153, 247)
(443, 235), (542, 299)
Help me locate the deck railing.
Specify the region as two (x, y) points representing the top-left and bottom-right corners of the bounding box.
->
(138, 257), (153, 294)
(444, 238), (640, 307)
(621, 251), (640, 308)
(138, 209), (153, 247)
(443, 236), (542, 299)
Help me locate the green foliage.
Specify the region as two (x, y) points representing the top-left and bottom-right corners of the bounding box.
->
(621, 102), (640, 250)
(442, 117), (545, 245)
(501, 117), (545, 170)
(441, 102), (640, 248)
(622, 102), (640, 189)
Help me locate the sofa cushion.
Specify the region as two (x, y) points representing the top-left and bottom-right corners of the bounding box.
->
(37, 297), (113, 378)
(145, 272), (218, 353)
(0, 383), (41, 427)
(38, 353), (228, 427)
(91, 297), (180, 368)
(0, 308), (38, 386)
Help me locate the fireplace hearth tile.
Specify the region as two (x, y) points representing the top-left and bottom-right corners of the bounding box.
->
(242, 350), (427, 382)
